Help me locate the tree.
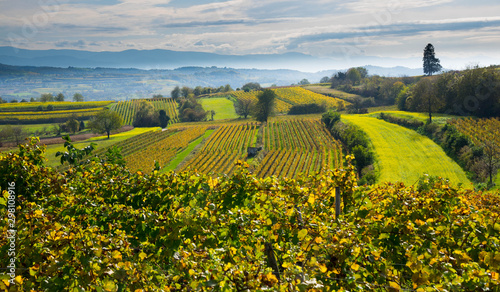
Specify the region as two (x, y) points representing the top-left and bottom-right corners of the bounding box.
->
(320, 76), (330, 83)
(346, 68), (362, 85)
(181, 86), (192, 98)
(88, 109), (122, 139)
(40, 93), (54, 102)
(234, 98), (254, 119)
(356, 67), (368, 79)
(423, 43), (442, 76)
(331, 71), (347, 88)
(55, 93), (65, 102)
(66, 117), (80, 134)
(0, 126), (13, 145)
(481, 140), (500, 186)
(79, 120), (85, 130)
(47, 104), (54, 111)
(179, 97), (207, 122)
(73, 93), (84, 102)
(298, 79), (310, 85)
(133, 101), (160, 127)
(210, 110), (216, 121)
(242, 82), (262, 92)
(158, 110), (170, 128)
(193, 86), (203, 96)
(253, 89), (276, 123)
(409, 78), (443, 123)
(11, 126), (24, 145)
(0, 97), (5, 103)
(171, 86), (181, 100)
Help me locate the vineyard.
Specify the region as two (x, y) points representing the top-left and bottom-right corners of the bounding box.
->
(0, 108), (106, 124)
(110, 98), (179, 125)
(0, 101), (113, 112)
(272, 87), (347, 108)
(0, 101), (114, 124)
(125, 126), (207, 173)
(255, 119), (342, 178)
(449, 117), (500, 147)
(231, 91), (292, 113)
(2, 140), (500, 291)
(231, 87), (348, 114)
(176, 118), (343, 179)
(178, 123), (259, 175)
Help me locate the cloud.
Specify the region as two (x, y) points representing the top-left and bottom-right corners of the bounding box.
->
(54, 24), (129, 33)
(286, 17), (500, 49)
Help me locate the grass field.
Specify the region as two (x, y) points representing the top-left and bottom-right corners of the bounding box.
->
(200, 98), (239, 120)
(369, 110), (455, 125)
(44, 127), (158, 167)
(343, 115), (471, 187)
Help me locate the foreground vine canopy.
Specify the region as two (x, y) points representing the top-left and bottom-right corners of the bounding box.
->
(1, 138), (499, 291)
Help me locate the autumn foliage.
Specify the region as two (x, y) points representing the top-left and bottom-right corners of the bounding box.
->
(1, 138), (499, 291)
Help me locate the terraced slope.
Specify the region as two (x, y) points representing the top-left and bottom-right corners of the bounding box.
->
(343, 115), (471, 186)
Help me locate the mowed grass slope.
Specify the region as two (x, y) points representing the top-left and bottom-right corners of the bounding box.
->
(343, 115), (471, 187)
(200, 97), (239, 120)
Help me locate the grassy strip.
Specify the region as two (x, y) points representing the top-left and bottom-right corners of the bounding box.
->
(343, 115), (471, 187)
(163, 129), (215, 172)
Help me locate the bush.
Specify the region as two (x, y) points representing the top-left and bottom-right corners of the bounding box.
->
(321, 111), (341, 129)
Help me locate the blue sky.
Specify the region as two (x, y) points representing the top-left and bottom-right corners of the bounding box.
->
(1, 0), (500, 70)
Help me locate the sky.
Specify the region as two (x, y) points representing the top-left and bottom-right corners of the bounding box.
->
(1, 0), (500, 70)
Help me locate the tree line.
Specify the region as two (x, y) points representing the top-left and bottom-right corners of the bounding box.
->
(0, 93), (85, 103)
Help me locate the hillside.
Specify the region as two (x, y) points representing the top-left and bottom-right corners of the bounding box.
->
(343, 115), (471, 186)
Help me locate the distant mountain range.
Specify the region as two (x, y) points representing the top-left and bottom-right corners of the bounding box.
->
(0, 46), (423, 76)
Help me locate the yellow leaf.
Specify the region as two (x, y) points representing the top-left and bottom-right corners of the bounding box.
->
(351, 263), (360, 271)
(103, 279), (116, 291)
(308, 195), (315, 204)
(315, 237), (323, 244)
(112, 250), (122, 261)
(224, 262), (233, 271)
(138, 252), (147, 260)
(389, 281), (401, 291)
(298, 229), (308, 240)
(371, 250), (381, 260)
(189, 269), (195, 276)
(15, 276), (22, 285)
(319, 263), (327, 273)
